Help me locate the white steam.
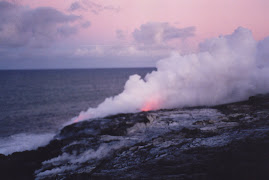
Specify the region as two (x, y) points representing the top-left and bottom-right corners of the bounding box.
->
(0, 133), (54, 155)
(74, 27), (269, 122)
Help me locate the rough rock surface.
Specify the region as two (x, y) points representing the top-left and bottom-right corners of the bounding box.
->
(1, 94), (269, 180)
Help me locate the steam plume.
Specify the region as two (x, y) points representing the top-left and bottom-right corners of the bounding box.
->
(73, 27), (269, 122)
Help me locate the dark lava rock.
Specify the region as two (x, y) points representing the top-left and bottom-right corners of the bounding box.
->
(1, 94), (269, 180)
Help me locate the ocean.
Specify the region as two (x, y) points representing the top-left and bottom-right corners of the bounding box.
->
(0, 68), (154, 155)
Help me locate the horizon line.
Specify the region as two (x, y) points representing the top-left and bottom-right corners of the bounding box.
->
(0, 67), (156, 71)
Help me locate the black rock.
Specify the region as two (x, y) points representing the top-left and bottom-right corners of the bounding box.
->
(1, 94), (269, 180)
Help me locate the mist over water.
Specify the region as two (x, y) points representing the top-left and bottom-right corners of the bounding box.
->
(75, 27), (269, 122)
(0, 133), (54, 155)
(0, 68), (153, 154)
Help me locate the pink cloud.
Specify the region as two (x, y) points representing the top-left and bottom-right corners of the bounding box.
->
(14, 0), (269, 43)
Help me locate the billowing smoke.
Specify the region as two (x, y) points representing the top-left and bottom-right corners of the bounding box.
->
(73, 27), (269, 122)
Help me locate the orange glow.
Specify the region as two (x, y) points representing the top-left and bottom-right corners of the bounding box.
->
(141, 98), (160, 112)
(74, 114), (88, 123)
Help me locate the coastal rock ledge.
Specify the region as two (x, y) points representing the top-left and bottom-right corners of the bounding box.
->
(1, 94), (269, 180)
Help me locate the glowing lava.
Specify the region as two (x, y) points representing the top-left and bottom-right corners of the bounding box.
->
(141, 98), (160, 112)
(74, 113), (91, 123)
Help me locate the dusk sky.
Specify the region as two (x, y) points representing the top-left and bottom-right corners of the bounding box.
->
(1, 0), (269, 69)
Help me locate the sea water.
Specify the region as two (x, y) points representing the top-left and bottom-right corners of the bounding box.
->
(0, 68), (154, 154)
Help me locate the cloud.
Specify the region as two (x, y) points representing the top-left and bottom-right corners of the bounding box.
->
(74, 45), (146, 57)
(81, 21), (91, 28)
(133, 22), (195, 45)
(73, 22), (195, 59)
(116, 29), (126, 40)
(69, 1), (120, 14)
(0, 1), (80, 48)
(73, 44), (175, 59)
(68, 2), (82, 11)
(74, 46), (104, 57)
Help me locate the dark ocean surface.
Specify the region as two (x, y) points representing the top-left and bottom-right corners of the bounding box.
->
(0, 68), (154, 154)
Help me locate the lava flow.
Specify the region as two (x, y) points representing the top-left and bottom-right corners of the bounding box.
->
(141, 98), (160, 112)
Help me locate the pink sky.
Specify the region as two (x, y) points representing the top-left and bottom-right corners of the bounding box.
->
(20, 0), (269, 42)
(1, 0), (269, 69)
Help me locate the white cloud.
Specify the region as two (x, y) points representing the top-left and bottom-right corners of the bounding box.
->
(73, 22), (195, 59)
(133, 22), (195, 45)
(0, 1), (81, 48)
(69, 1), (120, 14)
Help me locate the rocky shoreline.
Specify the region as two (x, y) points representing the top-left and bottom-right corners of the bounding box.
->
(1, 94), (269, 180)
